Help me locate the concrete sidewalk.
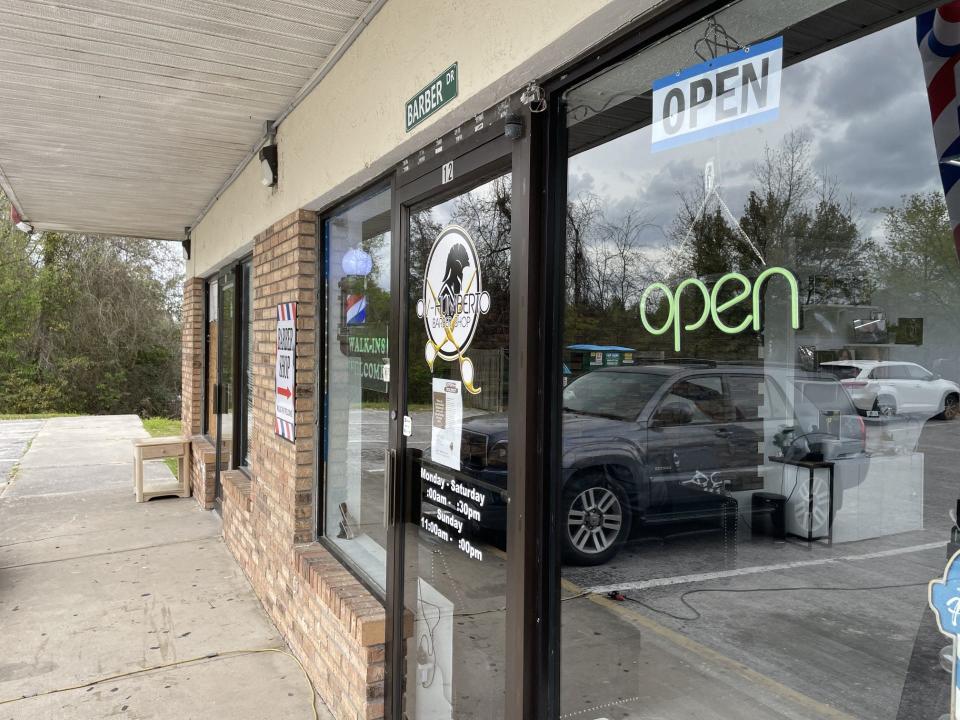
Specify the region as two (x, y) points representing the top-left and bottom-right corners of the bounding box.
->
(0, 416), (329, 720)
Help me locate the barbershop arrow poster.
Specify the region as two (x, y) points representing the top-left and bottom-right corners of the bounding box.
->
(275, 302), (296, 442)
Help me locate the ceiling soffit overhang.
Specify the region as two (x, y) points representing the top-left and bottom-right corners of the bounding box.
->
(0, 0), (384, 240)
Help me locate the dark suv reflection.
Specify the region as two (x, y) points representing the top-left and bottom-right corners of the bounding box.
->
(460, 363), (867, 565)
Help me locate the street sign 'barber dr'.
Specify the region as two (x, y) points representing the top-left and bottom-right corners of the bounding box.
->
(652, 36), (782, 152)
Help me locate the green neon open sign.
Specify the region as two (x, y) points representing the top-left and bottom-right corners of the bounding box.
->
(639, 267), (799, 352)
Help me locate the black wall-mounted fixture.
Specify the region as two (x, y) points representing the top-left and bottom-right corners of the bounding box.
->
(504, 114), (523, 140)
(182, 226), (191, 260)
(260, 120), (279, 188)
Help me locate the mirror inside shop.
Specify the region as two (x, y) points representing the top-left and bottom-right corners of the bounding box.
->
(556, 0), (960, 717)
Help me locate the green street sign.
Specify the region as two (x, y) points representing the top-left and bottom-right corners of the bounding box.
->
(406, 63), (458, 132)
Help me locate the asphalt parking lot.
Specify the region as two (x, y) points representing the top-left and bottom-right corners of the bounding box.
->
(557, 417), (956, 719)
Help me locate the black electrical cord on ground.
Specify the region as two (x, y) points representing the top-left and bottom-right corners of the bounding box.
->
(621, 581), (927, 622)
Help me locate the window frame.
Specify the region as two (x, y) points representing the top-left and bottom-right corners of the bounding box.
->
(314, 175), (395, 601)
(202, 276), (221, 439)
(206, 256), (254, 476)
(725, 373), (789, 423)
(907, 364), (934, 381)
(654, 374), (728, 425)
(236, 257), (253, 470)
(201, 279), (211, 437)
(536, 0), (914, 715)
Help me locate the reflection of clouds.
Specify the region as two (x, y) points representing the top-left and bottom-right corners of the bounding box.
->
(568, 171), (595, 196)
(814, 22), (921, 123)
(567, 18), (941, 248)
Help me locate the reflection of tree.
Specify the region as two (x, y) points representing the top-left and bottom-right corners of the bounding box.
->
(562, 128), (912, 358)
(408, 210), (444, 405)
(561, 124), (960, 373)
(871, 193), (960, 366)
(566, 197), (658, 310)
(566, 193), (600, 306)
(671, 130), (874, 306)
(874, 193), (959, 291)
(450, 176), (511, 342)
(563, 193), (662, 347)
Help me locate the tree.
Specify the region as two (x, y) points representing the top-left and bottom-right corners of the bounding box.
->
(0, 191), (183, 416)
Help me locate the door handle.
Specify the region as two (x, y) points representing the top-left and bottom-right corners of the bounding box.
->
(384, 448), (396, 529)
(714, 428), (733, 438)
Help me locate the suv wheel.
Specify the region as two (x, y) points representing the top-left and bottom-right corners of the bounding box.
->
(562, 470), (631, 566)
(938, 393), (960, 421)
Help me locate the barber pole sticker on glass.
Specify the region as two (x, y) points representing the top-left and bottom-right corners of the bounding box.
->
(652, 36), (782, 152)
(275, 302), (296, 442)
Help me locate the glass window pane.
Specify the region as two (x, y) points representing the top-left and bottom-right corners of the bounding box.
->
(659, 375), (726, 423)
(217, 269), (235, 474)
(559, 1), (960, 718)
(240, 260), (253, 467)
(323, 185), (392, 593)
(727, 375), (761, 420)
(205, 279), (218, 435)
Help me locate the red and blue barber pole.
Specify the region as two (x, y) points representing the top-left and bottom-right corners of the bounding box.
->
(918, 2), (960, 260)
(345, 293), (367, 325)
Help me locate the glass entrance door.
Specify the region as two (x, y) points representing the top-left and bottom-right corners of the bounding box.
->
(392, 151), (513, 719)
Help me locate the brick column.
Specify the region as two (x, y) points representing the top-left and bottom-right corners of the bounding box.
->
(181, 277), (204, 436)
(181, 276), (218, 510)
(249, 208), (317, 545)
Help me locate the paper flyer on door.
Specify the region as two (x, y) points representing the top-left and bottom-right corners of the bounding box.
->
(431, 377), (462, 470)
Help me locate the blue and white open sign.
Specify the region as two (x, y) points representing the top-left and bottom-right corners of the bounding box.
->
(930, 549), (960, 718)
(651, 36), (783, 153)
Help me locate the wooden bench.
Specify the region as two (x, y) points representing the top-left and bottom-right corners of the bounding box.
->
(133, 436), (191, 503)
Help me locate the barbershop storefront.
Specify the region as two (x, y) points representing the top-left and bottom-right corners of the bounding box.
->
(185, 1), (960, 718)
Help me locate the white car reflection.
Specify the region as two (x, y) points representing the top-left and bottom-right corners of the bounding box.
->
(820, 360), (960, 420)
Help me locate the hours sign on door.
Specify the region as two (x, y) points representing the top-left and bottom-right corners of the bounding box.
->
(651, 36), (782, 152)
(275, 302), (296, 442)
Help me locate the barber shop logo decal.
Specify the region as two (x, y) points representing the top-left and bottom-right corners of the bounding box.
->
(416, 225), (490, 394)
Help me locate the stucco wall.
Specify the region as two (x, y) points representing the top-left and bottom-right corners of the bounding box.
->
(188, 0), (666, 276)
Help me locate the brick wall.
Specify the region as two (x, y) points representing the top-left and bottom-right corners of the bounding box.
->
(210, 209), (386, 720)
(189, 435), (217, 511)
(182, 277), (219, 510)
(181, 277), (204, 436)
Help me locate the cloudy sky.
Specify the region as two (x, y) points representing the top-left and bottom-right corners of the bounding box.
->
(567, 16), (943, 253)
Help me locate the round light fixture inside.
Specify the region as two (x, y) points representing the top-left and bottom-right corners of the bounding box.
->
(341, 248), (373, 276)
